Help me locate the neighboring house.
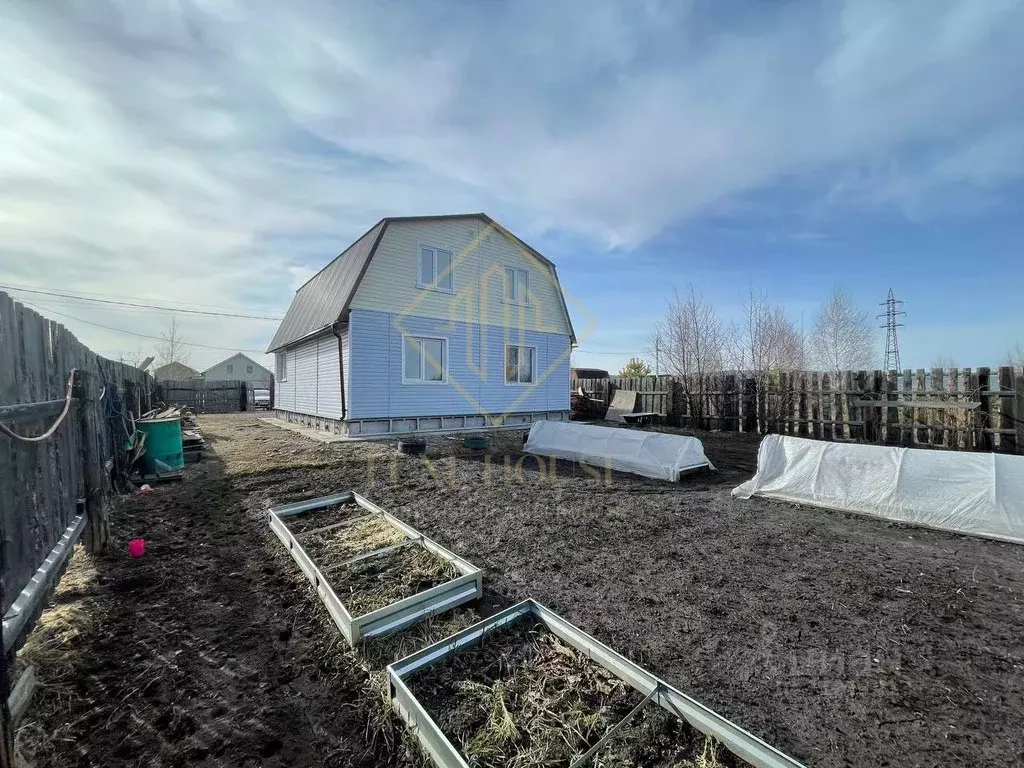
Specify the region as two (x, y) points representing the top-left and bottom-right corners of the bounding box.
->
(152, 361), (200, 380)
(202, 353), (274, 391)
(267, 213), (576, 437)
(571, 367), (608, 380)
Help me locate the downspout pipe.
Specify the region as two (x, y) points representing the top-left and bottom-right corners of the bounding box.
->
(332, 322), (347, 420)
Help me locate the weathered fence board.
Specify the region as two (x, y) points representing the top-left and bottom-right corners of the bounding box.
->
(575, 364), (1023, 455)
(0, 291), (157, 759)
(157, 379), (248, 413)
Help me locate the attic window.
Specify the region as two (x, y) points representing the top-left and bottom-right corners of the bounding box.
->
(246, 365), (253, 374)
(418, 246), (454, 292)
(504, 267), (529, 305)
(226, 364), (234, 375)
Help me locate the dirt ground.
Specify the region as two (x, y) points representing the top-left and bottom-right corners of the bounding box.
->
(15, 414), (1024, 767)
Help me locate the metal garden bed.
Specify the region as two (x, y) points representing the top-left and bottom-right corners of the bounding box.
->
(268, 491), (482, 647)
(388, 599), (807, 768)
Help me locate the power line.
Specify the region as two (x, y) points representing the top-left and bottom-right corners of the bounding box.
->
(0, 281), (282, 312)
(0, 283), (284, 320)
(18, 300), (269, 354)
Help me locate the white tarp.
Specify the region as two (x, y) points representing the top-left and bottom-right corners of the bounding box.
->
(733, 435), (1024, 544)
(524, 421), (714, 482)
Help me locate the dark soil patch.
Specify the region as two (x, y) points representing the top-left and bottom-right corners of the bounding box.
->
(283, 501), (363, 535)
(15, 415), (1024, 768)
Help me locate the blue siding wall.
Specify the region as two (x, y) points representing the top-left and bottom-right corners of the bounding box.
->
(348, 309), (569, 419)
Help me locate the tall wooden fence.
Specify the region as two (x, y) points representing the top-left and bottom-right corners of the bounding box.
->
(156, 379), (248, 413)
(576, 367), (1024, 454)
(0, 292), (155, 764)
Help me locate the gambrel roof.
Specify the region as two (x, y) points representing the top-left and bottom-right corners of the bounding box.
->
(266, 214), (576, 352)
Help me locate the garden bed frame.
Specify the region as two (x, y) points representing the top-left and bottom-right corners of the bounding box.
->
(387, 599), (806, 768)
(268, 491), (483, 646)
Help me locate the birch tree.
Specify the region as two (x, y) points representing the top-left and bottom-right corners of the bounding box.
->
(728, 287), (804, 432)
(809, 288), (876, 373)
(652, 285), (728, 427)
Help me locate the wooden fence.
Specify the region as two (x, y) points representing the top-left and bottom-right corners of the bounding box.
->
(576, 367), (1024, 454)
(156, 379), (249, 413)
(0, 292), (155, 763)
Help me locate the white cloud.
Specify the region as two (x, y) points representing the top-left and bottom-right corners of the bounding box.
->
(0, 0), (1022, 367)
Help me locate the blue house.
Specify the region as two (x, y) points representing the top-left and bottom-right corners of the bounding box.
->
(267, 214), (576, 437)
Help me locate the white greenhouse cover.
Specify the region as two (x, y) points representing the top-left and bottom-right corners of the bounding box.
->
(733, 435), (1024, 544)
(524, 421), (714, 482)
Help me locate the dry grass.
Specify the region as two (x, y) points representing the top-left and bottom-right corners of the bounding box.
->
(301, 516), (407, 567)
(13, 548), (101, 765)
(406, 621), (645, 768)
(333, 545), (460, 617)
(590, 704), (739, 768)
(401, 620), (746, 768)
(355, 609), (484, 763)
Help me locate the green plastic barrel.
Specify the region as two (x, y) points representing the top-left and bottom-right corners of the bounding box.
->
(137, 417), (184, 474)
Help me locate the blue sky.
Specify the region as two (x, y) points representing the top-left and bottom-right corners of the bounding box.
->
(1, 0), (1022, 373)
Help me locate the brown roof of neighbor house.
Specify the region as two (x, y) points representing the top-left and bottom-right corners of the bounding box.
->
(266, 213), (576, 352)
(152, 361), (200, 380)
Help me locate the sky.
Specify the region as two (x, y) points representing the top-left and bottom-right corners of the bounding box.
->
(2, 0), (1023, 375)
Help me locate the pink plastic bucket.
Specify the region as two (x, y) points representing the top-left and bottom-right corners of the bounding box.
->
(128, 539), (146, 558)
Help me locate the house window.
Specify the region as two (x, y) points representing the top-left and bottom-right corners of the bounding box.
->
(505, 344), (535, 384)
(276, 353), (288, 381)
(246, 365), (253, 374)
(418, 246), (454, 292)
(226, 364), (234, 375)
(403, 336), (446, 383)
(504, 267), (529, 305)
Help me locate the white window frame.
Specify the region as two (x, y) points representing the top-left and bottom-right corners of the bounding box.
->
(503, 265), (530, 306)
(504, 343), (537, 385)
(226, 364), (234, 375)
(402, 334), (448, 385)
(246, 364), (253, 374)
(417, 245), (455, 293)
(276, 352), (288, 382)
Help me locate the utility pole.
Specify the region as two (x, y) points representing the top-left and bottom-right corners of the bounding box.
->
(878, 288), (905, 371)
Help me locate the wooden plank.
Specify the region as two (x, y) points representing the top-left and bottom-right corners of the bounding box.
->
(998, 366), (1015, 454)
(8, 666), (36, 725)
(933, 368), (946, 448)
(977, 367), (992, 451)
(1016, 373), (1024, 455)
(820, 372), (832, 440)
(885, 371), (899, 445)
(808, 372), (819, 438)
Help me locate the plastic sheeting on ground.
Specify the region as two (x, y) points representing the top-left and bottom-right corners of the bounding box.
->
(733, 435), (1024, 544)
(524, 420), (714, 482)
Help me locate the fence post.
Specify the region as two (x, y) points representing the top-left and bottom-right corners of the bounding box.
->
(977, 367), (993, 451)
(1015, 371), (1024, 455)
(999, 366), (1015, 454)
(74, 370), (109, 554)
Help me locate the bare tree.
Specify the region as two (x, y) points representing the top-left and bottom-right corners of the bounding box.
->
(1006, 341), (1024, 368)
(729, 286), (804, 373)
(809, 288), (876, 373)
(931, 355), (958, 369)
(118, 350), (152, 369)
(652, 285), (729, 427)
(156, 316), (192, 367)
(728, 286), (804, 432)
